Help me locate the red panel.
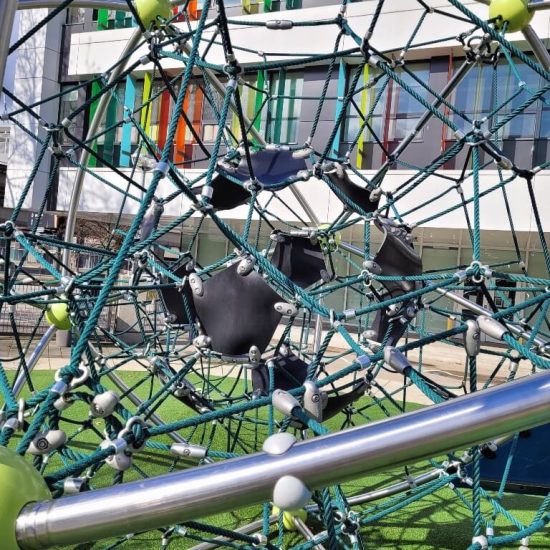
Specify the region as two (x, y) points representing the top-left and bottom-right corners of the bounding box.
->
(158, 89), (171, 151)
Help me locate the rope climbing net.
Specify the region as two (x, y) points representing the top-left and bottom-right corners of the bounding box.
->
(1, 0), (550, 548)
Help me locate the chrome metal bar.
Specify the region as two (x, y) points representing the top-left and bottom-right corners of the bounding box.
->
(0, 0), (17, 92)
(105, 369), (187, 445)
(522, 25), (550, 71)
(339, 240), (363, 258)
(56, 29), (142, 345)
(188, 515), (276, 550)
(313, 313), (323, 353)
(12, 326), (57, 397)
(529, 1), (550, 11)
(16, 371), (550, 549)
(346, 469), (440, 506)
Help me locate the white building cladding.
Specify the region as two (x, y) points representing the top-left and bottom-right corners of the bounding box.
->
(2, 0), (549, 322)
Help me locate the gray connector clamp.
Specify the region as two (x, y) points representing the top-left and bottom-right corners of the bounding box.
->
(463, 319), (481, 357)
(272, 389), (301, 417)
(383, 346), (411, 374)
(170, 443), (207, 459)
(303, 380), (323, 422)
(477, 315), (508, 341)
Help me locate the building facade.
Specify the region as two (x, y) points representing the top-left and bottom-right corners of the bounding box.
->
(1, 0), (549, 331)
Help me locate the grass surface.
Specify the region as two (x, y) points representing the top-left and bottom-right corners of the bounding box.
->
(5, 370), (550, 549)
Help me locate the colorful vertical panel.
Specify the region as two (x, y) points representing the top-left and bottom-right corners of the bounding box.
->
(157, 89), (171, 151)
(119, 75), (136, 167)
(174, 88), (190, 164)
(356, 64), (369, 169)
(192, 87), (204, 142)
(332, 60), (346, 158)
(97, 8), (109, 30)
(189, 0), (200, 20)
(242, 0), (259, 14)
(140, 72), (153, 136)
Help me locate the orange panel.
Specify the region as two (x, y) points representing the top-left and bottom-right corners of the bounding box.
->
(174, 89), (190, 164)
(189, 0), (200, 21)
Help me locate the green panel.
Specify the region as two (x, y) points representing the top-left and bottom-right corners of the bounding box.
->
(286, 0), (301, 8)
(115, 10), (126, 28)
(97, 8), (109, 30)
(264, 0), (279, 11)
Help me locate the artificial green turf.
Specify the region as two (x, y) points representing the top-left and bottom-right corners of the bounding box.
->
(4, 370), (550, 549)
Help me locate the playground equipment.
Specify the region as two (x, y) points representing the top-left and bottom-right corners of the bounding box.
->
(0, 0), (549, 548)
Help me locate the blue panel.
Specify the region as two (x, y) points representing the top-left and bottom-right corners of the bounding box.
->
(219, 149), (307, 190)
(119, 75), (136, 167)
(475, 423), (550, 495)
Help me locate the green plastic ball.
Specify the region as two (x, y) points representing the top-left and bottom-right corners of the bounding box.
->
(135, 0), (172, 28)
(45, 301), (71, 330)
(0, 447), (50, 550)
(272, 505), (308, 531)
(489, 0), (533, 33)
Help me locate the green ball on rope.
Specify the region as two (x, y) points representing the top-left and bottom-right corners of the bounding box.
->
(272, 505), (308, 531)
(45, 299), (71, 331)
(0, 447), (50, 550)
(489, 0), (533, 33)
(134, 0), (172, 28)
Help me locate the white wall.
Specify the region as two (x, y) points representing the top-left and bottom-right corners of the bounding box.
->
(66, 1), (550, 78)
(57, 164), (550, 235)
(4, 8), (64, 211)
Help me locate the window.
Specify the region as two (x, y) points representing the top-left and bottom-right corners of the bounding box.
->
(0, 126), (10, 164)
(387, 63), (430, 141)
(265, 72), (303, 144)
(59, 85), (87, 145)
(344, 66), (388, 144)
(448, 60), (540, 139)
(496, 62), (539, 139)
(343, 62), (430, 145)
(67, 8), (86, 25)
